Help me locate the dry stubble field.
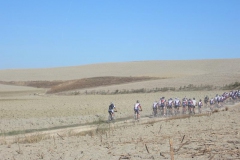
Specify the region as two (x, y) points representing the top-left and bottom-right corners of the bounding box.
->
(0, 59), (240, 159)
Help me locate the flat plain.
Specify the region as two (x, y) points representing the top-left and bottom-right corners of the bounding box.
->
(0, 59), (240, 159)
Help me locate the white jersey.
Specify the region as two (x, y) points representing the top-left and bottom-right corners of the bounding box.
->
(134, 103), (140, 110)
(217, 96), (221, 102)
(153, 102), (158, 109)
(168, 100), (173, 105)
(198, 101), (203, 107)
(192, 100), (196, 106)
(174, 99), (180, 106)
(210, 98), (214, 104)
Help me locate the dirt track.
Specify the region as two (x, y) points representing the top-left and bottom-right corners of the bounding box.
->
(0, 91), (224, 133)
(2, 106), (219, 143)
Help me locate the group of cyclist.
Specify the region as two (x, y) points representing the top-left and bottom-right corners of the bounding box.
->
(152, 97), (203, 117)
(108, 90), (240, 121)
(153, 90), (240, 117)
(207, 90), (240, 110)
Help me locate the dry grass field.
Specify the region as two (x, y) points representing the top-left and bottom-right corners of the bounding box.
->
(0, 59), (240, 159)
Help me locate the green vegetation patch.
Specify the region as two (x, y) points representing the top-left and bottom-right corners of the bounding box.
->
(222, 82), (240, 90)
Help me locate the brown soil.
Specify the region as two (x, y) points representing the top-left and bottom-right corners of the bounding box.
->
(0, 76), (160, 94)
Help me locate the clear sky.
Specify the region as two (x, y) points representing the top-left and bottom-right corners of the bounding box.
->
(1, 0), (240, 69)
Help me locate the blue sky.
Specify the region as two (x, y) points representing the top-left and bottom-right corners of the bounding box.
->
(1, 0), (239, 69)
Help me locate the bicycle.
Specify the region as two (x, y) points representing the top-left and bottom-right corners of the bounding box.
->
(198, 106), (202, 114)
(134, 109), (142, 120)
(188, 105), (193, 115)
(152, 102), (158, 117)
(166, 107), (173, 117)
(160, 107), (166, 117)
(152, 108), (158, 117)
(108, 110), (117, 121)
(182, 106), (187, 114)
(173, 107), (179, 115)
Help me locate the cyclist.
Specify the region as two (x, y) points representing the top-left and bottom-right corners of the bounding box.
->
(222, 92), (228, 102)
(188, 98), (193, 114)
(232, 90), (238, 103)
(214, 94), (218, 107)
(209, 97), (215, 111)
(198, 99), (203, 113)
(134, 100), (142, 120)
(166, 98), (173, 116)
(152, 101), (158, 117)
(204, 95), (209, 107)
(192, 98), (196, 114)
(174, 98), (181, 115)
(238, 90), (240, 101)
(182, 97), (188, 114)
(108, 102), (117, 120)
(159, 97), (166, 116)
(218, 95), (223, 107)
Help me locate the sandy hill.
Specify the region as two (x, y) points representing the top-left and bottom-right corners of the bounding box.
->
(1, 59), (240, 160)
(0, 59), (240, 93)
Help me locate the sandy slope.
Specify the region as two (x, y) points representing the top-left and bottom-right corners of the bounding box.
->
(1, 103), (239, 159)
(1, 59), (240, 93)
(0, 59), (239, 81)
(0, 84), (42, 92)
(0, 59), (240, 159)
